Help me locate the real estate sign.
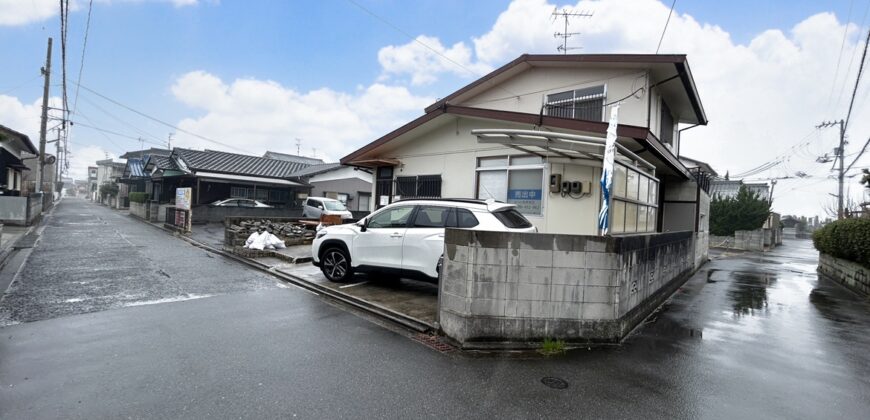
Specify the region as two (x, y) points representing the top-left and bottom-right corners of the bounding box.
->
(176, 188), (192, 210)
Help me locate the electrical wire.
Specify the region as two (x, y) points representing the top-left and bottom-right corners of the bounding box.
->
(827, 0), (854, 113)
(655, 0), (676, 54)
(844, 27), (870, 133)
(71, 0), (93, 119)
(71, 81), (247, 153)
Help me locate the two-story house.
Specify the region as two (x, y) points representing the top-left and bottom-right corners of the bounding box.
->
(341, 54), (711, 237)
(0, 124), (38, 197)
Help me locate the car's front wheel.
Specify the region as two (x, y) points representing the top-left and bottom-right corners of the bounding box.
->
(320, 247), (353, 282)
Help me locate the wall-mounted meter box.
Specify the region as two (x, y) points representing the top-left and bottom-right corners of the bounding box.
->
(549, 174), (562, 193)
(570, 181), (582, 194)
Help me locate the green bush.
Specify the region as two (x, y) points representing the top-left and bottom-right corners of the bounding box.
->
(812, 218), (870, 268)
(129, 192), (150, 203)
(99, 182), (119, 197)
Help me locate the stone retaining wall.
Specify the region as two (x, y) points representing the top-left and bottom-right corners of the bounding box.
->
(710, 228), (779, 252)
(818, 253), (869, 296)
(439, 229), (697, 347)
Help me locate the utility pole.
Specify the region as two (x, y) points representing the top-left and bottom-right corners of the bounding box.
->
(552, 8), (593, 54)
(37, 37), (52, 194)
(817, 120), (846, 219)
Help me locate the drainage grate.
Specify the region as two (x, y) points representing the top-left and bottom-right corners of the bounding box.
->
(540, 377), (569, 390)
(413, 333), (455, 353)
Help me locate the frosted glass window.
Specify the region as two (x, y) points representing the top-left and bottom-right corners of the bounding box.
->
(614, 165), (626, 198)
(625, 203), (638, 232)
(479, 157), (507, 168)
(477, 171), (507, 202)
(637, 205), (648, 232)
(638, 177), (649, 204)
(510, 156), (543, 166)
(611, 201), (625, 234)
(626, 170), (639, 201)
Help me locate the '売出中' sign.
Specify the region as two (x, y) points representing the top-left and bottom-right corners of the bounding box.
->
(507, 189), (541, 214)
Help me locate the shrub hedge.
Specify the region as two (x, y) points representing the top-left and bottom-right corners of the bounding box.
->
(812, 218), (870, 268)
(129, 192), (150, 203)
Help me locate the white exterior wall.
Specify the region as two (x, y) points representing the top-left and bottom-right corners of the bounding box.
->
(308, 166), (371, 184)
(458, 67), (648, 128)
(458, 67), (680, 155)
(371, 117), (605, 235)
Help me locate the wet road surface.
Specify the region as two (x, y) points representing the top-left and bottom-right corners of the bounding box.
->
(1, 199), (869, 419)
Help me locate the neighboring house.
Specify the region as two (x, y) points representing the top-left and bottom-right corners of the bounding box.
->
(143, 148), (312, 207)
(0, 124), (38, 197)
(95, 159), (126, 205)
(286, 163), (374, 212)
(263, 151), (324, 166)
(341, 53), (710, 236)
(119, 148), (171, 160)
(87, 166), (98, 200)
(710, 179), (770, 201)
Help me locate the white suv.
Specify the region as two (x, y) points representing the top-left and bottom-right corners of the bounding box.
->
(311, 198), (537, 282)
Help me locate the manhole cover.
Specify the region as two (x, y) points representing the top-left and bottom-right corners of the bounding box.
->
(540, 377), (569, 389)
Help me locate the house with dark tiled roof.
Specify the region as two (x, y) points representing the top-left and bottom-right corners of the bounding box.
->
(263, 151), (325, 166)
(0, 124), (38, 197)
(137, 148), (313, 209)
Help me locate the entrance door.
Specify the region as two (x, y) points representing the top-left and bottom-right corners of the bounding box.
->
(374, 166), (393, 209)
(352, 205), (413, 270)
(357, 193), (371, 212)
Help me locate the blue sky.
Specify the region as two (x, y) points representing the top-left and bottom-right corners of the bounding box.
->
(1, 0), (868, 217)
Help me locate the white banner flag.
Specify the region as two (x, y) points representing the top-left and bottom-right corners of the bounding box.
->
(598, 104), (619, 235)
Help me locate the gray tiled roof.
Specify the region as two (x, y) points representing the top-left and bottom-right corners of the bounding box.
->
(144, 154), (178, 171)
(175, 148), (309, 178)
(289, 163), (342, 177)
(119, 148), (171, 160)
(263, 151), (325, 166)
(123, 158), (146, 178)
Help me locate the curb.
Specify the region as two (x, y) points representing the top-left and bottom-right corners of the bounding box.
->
(122, 210), (434, 333)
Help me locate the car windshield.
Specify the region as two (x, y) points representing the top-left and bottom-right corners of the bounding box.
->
(324, 201), (347, 211)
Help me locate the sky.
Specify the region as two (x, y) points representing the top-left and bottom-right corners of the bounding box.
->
(1, 0), (869, 219)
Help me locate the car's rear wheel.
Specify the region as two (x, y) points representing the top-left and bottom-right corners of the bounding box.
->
(321, 247), (353, 282)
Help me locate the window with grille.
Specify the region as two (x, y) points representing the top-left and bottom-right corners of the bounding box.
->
(545, 85), (606, 121)
(395, 175), (442, 199)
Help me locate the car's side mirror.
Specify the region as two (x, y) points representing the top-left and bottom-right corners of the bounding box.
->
(359, 218), (367, 232)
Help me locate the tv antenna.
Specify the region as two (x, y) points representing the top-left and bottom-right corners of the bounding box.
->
(552, 8), (593, 54)
(296, 138), (302, 155)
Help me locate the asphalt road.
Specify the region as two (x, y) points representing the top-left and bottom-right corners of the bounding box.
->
(1, 198), (869, 419)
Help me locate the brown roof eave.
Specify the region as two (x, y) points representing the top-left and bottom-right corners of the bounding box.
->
(340, 109), (445, 165)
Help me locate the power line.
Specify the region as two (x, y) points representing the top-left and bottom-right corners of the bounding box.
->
(844, 27), (870, 133)
(71, 0), (93, 118)
(827, 0), (854, 113)
(71, 119), (165, 146)
(834, 0), (870, 111)
(72, 81), (247, 153)
(655, 0), (677, 54)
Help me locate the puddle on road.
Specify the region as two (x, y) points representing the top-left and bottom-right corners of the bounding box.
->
(728, 272), (777, 317)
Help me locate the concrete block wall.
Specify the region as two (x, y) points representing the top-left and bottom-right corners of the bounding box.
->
(129, 202), (149, 220)
(818, 253), (869, 296)
(440, 229), (697, 346)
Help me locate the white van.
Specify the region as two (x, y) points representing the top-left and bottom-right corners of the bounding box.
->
(303, 197), (353, 220)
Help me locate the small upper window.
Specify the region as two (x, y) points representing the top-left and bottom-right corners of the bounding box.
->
(545, 85), (605, 121)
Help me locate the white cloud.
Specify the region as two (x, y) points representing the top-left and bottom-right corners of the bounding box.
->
(372, 0), (870, 217)
(170, 71), (433, 162)
(378, 35), (493, 85)
(0, 0), (201, 26)
(0, 0), (57, 26)
(0, 94), (109, 180)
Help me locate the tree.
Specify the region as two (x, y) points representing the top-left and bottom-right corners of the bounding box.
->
(99, 182), (119, 197)
(710, 185), (771, 236)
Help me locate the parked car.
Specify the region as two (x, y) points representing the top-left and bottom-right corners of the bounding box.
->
(210, 198), (273, 208)
(302, 197), (353, 220)
(311, 198), (537, 283)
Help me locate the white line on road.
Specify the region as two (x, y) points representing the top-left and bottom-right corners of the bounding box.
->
(339, 281), (369, 289)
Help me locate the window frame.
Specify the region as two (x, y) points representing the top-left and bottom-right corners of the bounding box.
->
(544, 84), (607, 122)
(609, 162), (659, 234)
(367, 205), (415, 229)
(475, 155), (546, 216)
